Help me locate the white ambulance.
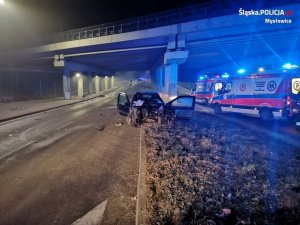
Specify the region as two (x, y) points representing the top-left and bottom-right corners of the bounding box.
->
(211, 71), (300, 120)
(191, 76), (226, 105)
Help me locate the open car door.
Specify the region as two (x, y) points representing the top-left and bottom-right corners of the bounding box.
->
(165, 96), (196, 119)
(117, 92), (130, 116)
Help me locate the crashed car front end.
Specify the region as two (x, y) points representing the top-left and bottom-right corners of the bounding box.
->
(117, 92), (195, 127)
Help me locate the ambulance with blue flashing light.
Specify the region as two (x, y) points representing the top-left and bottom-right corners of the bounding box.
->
(191, 74), (228, 105)
(211, 66), (300, 121)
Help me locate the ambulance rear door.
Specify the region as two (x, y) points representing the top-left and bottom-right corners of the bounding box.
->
(254, 76), (284, 108)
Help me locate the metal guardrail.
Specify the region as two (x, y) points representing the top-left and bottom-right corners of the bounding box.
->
(45, 0), (291, 44)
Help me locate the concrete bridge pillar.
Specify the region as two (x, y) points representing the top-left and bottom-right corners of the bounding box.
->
(111, 76), (115, 88)
(63, 67), (71, 100)
(54, 58), (109, 98)
(95, 76), (100, 93)
(163, 63), (178, 100)
(77, 73), (84, 99)
(156, 67), (163, 94)
(104, 76), (109, 90)
(88, 72), (93, 94)
(162, 50), (188, 101)
(99, 77), (104, 91)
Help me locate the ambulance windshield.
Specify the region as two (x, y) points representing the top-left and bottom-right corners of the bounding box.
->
(197, 82), (205, 92)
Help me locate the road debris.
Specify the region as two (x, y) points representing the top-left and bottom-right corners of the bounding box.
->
(130, 195), (137, 201)
(115, 122), (123, 127)
(143, 115), (300, 225)
(96, 125), (105, 131)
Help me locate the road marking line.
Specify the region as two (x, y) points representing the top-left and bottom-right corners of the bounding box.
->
(56, 121), (74, 130)
(0, 140), (36, 161)
(99, 106), (117, 109)
(71, 199), (108, 225)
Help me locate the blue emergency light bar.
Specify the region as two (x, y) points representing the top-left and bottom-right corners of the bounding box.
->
(282, 63), (299, 69)
(222, 73), (230, 78)
(237, 68), (246, 74)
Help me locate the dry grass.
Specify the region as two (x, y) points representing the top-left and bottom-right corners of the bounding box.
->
(144, 115), (300, 225)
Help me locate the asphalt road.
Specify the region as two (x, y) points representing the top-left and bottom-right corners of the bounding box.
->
(1, 85), (299, 225)
(0, 85), (145, 225)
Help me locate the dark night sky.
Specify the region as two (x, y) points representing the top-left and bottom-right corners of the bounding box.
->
(9, 0), (212, 32)
(0, 0), (212, 49)
(1, 0), (210, 40)
(0, 0), (289, 49)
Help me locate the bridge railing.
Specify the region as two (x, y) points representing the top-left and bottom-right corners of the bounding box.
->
(45, 0), (289, 44)
(47, 4), (229, 44)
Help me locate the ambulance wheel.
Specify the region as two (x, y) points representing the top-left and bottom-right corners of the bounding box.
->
(214, 104), (222, 114)
(259, 108), (274, 121)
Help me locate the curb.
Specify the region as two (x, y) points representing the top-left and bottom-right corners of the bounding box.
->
(136, 125), (146, 225)
(0, 87), (120, 124)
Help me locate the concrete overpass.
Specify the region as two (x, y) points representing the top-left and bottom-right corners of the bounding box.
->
(3, 1), (300, 100)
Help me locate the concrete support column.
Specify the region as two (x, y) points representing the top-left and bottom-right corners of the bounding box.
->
(95, 76), (100, 93)
(88, 72), (93, 94)
(163, 63), (178, 101)
(99, 77), (103, 91)
(63, 67), (71, 100)
(104, 76), (109, 90)
(156, 67), (163, 94)
(163, 50), (189, 101)
(77, 75), (84, 99)
(111, 76), (115, 88)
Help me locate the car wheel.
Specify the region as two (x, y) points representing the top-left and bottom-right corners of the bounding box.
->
(214, 104), (222, 114)
(204, 99), (209, 106)
(126, 115), (133, 125)
(259, 108), (274, 121)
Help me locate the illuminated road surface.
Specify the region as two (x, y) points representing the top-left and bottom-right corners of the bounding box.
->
(0, 85), (299, 225)
(0, 87), (141, 225)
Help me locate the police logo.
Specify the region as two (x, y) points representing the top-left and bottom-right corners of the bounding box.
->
(267, 81), (277, 91)
(294, 81), (300, 91)
(240, 83), (246, 92)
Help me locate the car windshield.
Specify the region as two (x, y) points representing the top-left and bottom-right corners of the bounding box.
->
(133, 93), (162, 102)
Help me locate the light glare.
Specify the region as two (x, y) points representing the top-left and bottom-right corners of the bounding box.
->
(222, 73), (230, 78)
(0, 0), (4, 5)
(237, 68), (246, 74)
(258, 67), (264, 72)
(76, 73), (81, 77)
(282, 63), (299, 69)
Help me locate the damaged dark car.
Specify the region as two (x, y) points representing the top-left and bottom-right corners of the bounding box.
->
(117, 91), (195, 126)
